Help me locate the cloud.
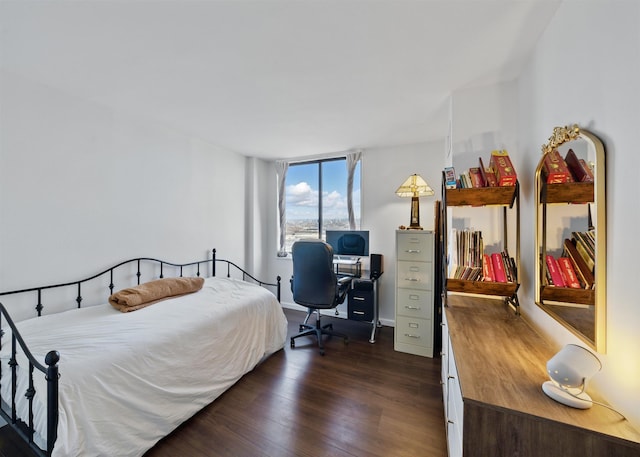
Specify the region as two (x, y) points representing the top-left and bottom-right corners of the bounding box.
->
(286, 182), (317, 207)
(286, 182), (357, 220)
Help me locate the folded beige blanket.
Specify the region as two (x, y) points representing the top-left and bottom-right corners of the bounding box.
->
(109, 277), (205, 312)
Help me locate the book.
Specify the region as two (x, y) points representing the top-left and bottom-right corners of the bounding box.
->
(489, 150), (517, 186)
(545, 254), (566, 287)
(448, 228), (458, 278)
(459, 173), (470, 188)
(444, 167), (457, 189)
(557, 257), (581, 288)
(469, 167), (485, 187)
(563, 239), (594, 289)
(491, 252), (507, 282)
(543, 150), (573, 183)
(579, 159), (594, 181)
(574, 240), (595, 272)
(565, 149), (594, 182)
(478, 157), (498, 187)
(502, 251), (516, 283)
(572, 231), (595, 271)
(482, 253), (495, 282)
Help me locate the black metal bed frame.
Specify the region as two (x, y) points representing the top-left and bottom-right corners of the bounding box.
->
(0, 249), (281, 456)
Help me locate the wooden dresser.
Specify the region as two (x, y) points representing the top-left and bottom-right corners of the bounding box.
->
(442, 294), (640, 457)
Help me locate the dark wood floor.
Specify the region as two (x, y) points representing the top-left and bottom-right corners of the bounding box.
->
(0, 308), (447, 457)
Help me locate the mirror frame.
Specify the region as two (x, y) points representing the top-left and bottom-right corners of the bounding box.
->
(534, 125), (606, 353)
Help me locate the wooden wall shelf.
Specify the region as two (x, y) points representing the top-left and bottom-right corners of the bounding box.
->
(540, 285), (595, 306)
(542, 182), (594, 204)
(442, 174), (520, 311)
(445, 185), (517, 207)
(446, 278), (518, 296)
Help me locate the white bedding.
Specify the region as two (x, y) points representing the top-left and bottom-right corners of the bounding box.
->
(0, 276), (288, 457)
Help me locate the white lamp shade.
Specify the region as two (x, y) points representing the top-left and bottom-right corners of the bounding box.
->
(546, 344), (601, 388)
(542, 344), (601, 409)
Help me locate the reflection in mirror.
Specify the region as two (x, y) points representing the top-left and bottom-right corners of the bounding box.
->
(534, 125), (606, 353)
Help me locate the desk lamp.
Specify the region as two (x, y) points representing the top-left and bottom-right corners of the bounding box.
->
(395, 174), (434, 230)
(542, 344), (602, 409)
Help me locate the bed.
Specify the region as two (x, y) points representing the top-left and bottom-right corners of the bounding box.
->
(0, 250), (287, 456)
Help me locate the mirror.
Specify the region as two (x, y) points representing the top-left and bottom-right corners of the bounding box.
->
(534, 125), (606, 353)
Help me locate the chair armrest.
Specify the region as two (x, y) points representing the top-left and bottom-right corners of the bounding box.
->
(336, 276), (353, 303)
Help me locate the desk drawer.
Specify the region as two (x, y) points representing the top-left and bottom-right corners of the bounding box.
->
(348, 290), (374, 321)
(396, 288), (433, 319)
(397, 232), (433, 261)
(395, 315), (432, 347)
(396, 261), (432, 291)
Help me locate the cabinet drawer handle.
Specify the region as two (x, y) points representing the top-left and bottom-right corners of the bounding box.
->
(353, 311), (365, 315)
(404, 333), (421, 339)
(405, 249), (421, 253)
(353, 296), (365, 301)
(404, 305), (421, 310)
(404, 278), (419, 282)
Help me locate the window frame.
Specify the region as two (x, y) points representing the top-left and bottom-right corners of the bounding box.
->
(280, 155), (361, 255)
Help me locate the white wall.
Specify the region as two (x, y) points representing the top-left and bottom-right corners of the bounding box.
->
(266, 141), (445, 324)
(516, 1), (640, 428)
(450, 82), (520, 252)
(0, 70), (246, 320)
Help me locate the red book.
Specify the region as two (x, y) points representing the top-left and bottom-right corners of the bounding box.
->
(557, 257), (581, 289)
(565, 149), (594, 182)
(489, 150), (517, 187)
(478, 157), (498, 187)
(579, 159), (594, 181)
(491, 253), (507, 282)
(482, 253), (495, 282)
(469, 167), (485, 187)
(545, 254), (566, 287)
(543, 150), (573, 183)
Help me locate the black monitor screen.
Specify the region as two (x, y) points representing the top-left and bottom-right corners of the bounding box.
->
(326, 230), (369, 257)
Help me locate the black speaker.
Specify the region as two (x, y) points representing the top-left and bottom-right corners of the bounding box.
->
(370, 253), (383, 280)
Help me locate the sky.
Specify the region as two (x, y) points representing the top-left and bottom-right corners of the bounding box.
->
(286, 159), (360, 221)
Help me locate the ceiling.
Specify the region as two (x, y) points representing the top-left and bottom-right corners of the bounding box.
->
(0, 1), (561, 160)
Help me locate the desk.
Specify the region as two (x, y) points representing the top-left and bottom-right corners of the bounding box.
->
(333, 257), (361, 277)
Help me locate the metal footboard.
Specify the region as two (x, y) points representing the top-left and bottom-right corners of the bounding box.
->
(0, 249), (280, 455)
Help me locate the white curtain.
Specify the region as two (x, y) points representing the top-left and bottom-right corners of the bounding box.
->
(346, 150), (362, 230)
(275, 160), (289, 257)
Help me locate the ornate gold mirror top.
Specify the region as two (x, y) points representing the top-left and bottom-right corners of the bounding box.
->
(534, 125), (606, 353)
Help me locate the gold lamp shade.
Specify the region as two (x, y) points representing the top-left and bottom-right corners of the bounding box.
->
(395, 174), (434, 230)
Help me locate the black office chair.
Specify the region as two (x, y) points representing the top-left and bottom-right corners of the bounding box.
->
(290, 240), (352, 355)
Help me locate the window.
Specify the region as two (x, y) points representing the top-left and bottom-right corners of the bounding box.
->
(282, 156), (361, 254)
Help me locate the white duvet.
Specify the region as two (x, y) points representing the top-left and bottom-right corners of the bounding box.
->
(0, 276), (288, 457)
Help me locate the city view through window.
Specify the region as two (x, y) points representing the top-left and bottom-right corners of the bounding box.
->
(284, 158), (361, 253)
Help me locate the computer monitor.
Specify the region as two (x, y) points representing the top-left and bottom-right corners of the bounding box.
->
(325, 230), (369, 257)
